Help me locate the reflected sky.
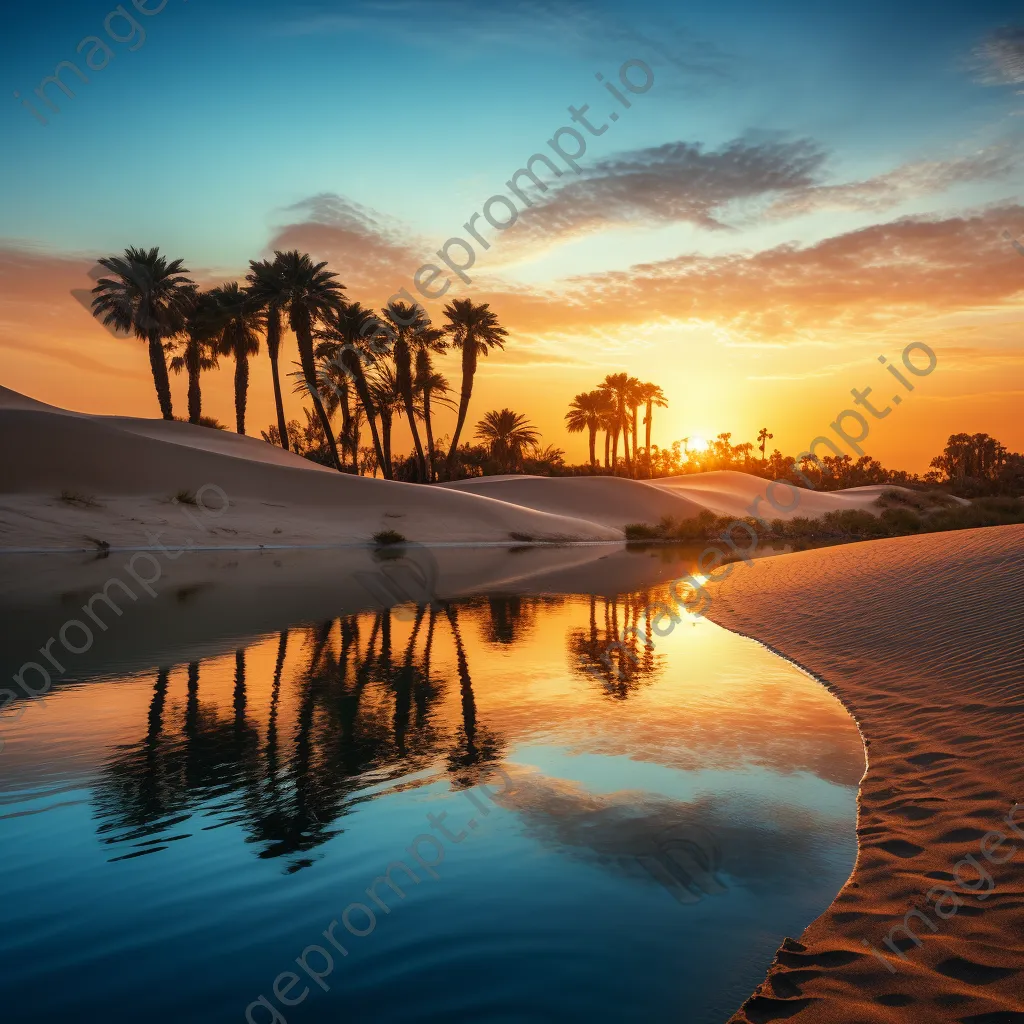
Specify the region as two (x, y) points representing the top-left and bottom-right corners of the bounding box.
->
(0, 548), (864, 1024)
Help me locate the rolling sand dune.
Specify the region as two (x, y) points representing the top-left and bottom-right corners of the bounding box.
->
(0, 387), (621, 549)
(705, 525), (1024, 1023)
(647, 470), (924, 520)
(444, 470), (927, 529)
(441, 474), (707, 528)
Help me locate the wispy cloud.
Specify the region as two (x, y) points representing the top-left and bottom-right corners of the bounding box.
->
(972, 25), (1024, 85)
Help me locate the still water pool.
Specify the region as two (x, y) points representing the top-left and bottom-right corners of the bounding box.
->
(0, 545), (864, 1023)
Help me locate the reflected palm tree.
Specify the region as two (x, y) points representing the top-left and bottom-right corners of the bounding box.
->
(569, 592), (659, 699)
(445, 604), (504, 787)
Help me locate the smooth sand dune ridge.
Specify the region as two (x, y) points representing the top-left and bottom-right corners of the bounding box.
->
(0, 389), (621, 548)
(704, 525), (1024, 1024)
(648, 470), (918, 521)
(440, 474), (708, 528)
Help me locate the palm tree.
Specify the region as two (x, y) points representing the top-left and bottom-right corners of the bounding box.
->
(412, 324), (448, 483)
(758, 427), (774, 463)
(211, 282), (263, 435)
(367, 364), (404, 477)
(170, 288), (220, 424)
(315, 302), (392, 477)
(564, 390), (608, 468)
(91, 246), (193, 420)
(417, 369), (456, 482)
(382, 302), (432, 482)
(598, 373), (635, 476)
(269, 250), (346, 470)
(636, 382), (668, 478)
(475, 408), (540, 474)
(245, 259), (290, 450)
(442, 300), (508, 480)
(626, 376), (644, 476)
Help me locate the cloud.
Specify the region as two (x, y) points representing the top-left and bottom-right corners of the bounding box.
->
(486, 204), (1024, 343)
(266, 194), (425, 296)
(972, 25), (1024, 85)
(513, 137), (826, 240)
(767, 148), (1019, 218)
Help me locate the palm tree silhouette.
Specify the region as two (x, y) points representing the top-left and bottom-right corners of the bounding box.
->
(367, 364), (404, 478)
(565, 390), (608, 468)
(211, 282), (263, 435)
(475, 408), (540, 474)
(90, 247), (194, 420)
(757, 427), (774, 463)
(316, 302), (392, 477)
(636, 382), (668, 478)
(599, 373), (636, 475)
(442, 299), (508, 480)
(382, 301), (433, 482)
(245, 259), (291, 449)
(170, 289), (220, 424)
(267, 250), (346, 470)
(412, 326), (449, 483)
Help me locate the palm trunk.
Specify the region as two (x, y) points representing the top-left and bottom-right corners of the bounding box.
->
(267, 307), (288, 449)
(234, 348), (249, 434)
(186, 356), (201, 424)
(395, 339), (426, 481)
(644, 401), (653, 478)
(295, 314), (341, 470)
(445, 342), (477, 481)
(351, 406), (361, 474)
(621, 406), (633, 476)
(423, 390), (436, 482)
(381, 409), (393, 475)
(588, 424), (597, 468)
(604, 431), (611, 469)
(345, 353), (389, 479)
(612, 426), (620, 472)
(632, 408), (639, 473)
(148, 331), (174, 420)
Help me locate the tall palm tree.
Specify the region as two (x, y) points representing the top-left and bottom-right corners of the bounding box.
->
(564, 390), (609, 469)
(412, 324), (448, 483)
(170, 288), (220, 424)
(475, 408), (540, 474)
(211, 282), (263, 435)
(367, 364), (404, 478)
(269, 250), (346, 470)
(316, 302), (392, 477)
(636, 382), (668, 478)
(598, 373), (635, 476)
(442, 300), (508, 480)
(417, 369), (456, 482)
(382, 302), (432, 482)
(245, 259), (290, 450)
(91, 246), (193, 420)
(626, 376), (644, 476)
(757, 427), (774, 463)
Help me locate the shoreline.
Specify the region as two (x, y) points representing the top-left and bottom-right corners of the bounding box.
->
(705, 524), (1024, 1023)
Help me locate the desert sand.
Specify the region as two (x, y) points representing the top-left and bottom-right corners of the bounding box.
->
(705, 524), (1024, 1023)
(0, 388), (623, 549)
(0, 387), (919, 551)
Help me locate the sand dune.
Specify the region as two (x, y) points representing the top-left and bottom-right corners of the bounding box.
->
(441, 474), (707, 528)
(706, 525), (1024, 1023)
(0, 387), (922, 551)
(0, 388), (620, 549)
(444, 470), (922, 528)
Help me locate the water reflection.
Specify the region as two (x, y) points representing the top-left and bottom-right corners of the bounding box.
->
(0, 547), (865, 1024)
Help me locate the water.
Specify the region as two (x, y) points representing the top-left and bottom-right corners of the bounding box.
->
(0, 545), (864, 1023)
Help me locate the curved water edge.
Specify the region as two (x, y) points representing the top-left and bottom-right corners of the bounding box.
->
(0, 546), (866, 1023)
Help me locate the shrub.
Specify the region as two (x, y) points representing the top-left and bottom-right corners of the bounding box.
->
(372, 529), (407, 545)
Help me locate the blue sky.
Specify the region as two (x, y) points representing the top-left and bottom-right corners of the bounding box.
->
(2, 0), (1023, 468)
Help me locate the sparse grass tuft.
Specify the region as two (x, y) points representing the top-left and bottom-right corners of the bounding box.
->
(60, 490), (100, 508)
(372, 529), (407, 545)
(172, 490), (199, 506)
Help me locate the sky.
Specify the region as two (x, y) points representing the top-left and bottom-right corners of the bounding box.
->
(2, 0), (1023, 472)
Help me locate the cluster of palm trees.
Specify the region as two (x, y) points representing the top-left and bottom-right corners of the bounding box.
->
(565, 374), (667, 478)
(90, 246), (507, 481)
